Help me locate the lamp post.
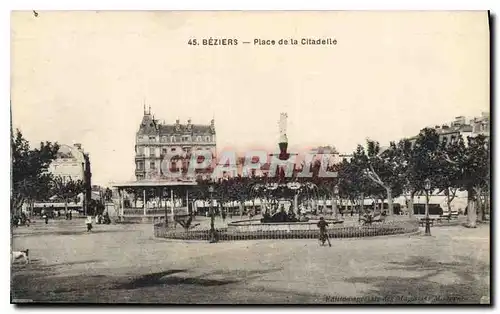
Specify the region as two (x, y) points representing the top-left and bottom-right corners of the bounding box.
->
(208, 185), (217, 243)
(424, 178), (432, 236)
(333, 185), (339, 219)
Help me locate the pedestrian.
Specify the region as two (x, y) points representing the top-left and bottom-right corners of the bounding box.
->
(43, 214), (49, 224)
(86, 216), (93, 232)
(317, 217), (331, 247)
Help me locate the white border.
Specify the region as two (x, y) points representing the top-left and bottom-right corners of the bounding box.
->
(2, 1), (497, 314)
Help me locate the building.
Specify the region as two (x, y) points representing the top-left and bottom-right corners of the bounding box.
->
(411, 112), (490, 146)
(135, 106), (217, 181)
(470, 112), (490, 137)
(48, 143), (88, 182)
(37, 143), (92, 212)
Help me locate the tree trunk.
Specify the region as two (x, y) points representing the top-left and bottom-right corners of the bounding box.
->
(65, 199), (68, 217)
(466, 187), (477, 228)
(386, 188), (393, 216)
(360, 193), (365, 216)
(445, 189), (452, 220)
(239, 202), (244, 219)
(408, 195), (414, 218)
(483, 192), (489, 220)
(475, 186), (483, 223)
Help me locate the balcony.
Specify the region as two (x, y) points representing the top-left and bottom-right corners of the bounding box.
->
(135, 154), (145, 160)
(135, 169), (145, 175)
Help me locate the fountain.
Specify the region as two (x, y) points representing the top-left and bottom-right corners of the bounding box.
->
(227, 112), (340, 232)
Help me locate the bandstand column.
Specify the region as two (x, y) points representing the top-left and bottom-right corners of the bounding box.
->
(186, 189), (189, 215)
(293, 193), (299, 215)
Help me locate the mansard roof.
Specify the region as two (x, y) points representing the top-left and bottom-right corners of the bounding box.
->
(137, 107), (216, 136)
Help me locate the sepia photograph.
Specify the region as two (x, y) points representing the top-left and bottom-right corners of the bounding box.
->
(10, 10), (490, 304)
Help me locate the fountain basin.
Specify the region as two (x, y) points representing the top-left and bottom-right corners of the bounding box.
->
(227, 219), (343, 233)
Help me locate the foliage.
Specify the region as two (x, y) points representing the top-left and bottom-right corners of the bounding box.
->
(11, 129), (60, 213)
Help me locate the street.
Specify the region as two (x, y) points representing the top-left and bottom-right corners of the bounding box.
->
(11, 219), (490, 304)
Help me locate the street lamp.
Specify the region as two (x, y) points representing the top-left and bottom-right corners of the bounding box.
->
(333, 185), (339, 219)
(424, 178), (432, 236)
(208, 185), (217, 243)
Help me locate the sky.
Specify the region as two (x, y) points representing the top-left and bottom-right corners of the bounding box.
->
(11, 11), (489, 186)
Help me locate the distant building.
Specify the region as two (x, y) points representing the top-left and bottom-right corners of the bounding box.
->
(41, 143), (92, 210)
(135, 106), (217, 181)
(48, 143), (89, 182)
(411, 112), (490, 146)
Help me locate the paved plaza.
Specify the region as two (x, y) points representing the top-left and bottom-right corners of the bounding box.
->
(11, 218), (490, 304)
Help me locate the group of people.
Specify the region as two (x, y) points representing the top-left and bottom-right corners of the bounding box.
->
(12, 212), (31, 227)
(85, 212), (111, 232)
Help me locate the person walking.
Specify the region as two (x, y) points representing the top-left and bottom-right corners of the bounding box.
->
(86, 216), (93, 232)
(317, 217), (331, 247)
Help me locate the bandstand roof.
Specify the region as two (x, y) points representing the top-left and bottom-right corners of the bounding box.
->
(111, 180), (198, 189)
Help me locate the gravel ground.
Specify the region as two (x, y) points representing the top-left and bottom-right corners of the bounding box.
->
(11, 218), (490, 304)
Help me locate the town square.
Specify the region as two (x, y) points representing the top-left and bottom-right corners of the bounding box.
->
(10, 11), (490, 305)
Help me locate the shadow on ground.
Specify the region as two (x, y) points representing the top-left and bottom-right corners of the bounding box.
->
(344, 255), (490, 304)
(11, 267), (284, 302)
(13, 229), (136, 237)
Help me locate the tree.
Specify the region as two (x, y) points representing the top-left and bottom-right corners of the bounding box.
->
(462, 135), (489, 227)
(393, 139), (419, 217)
(363, 140), (403, 216)
(104, 188), (113, 202)
(51, 177), (85, 216)
(410, 128), (459, 219)
(11, 129), (60, 215)
(434, 135), (466, 219)
(347, 145), (382, 217)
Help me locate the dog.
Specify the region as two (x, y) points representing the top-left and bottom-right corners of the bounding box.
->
(12, 249), (29, 264)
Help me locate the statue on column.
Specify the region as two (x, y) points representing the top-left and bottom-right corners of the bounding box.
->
(278, 112), (289, 160)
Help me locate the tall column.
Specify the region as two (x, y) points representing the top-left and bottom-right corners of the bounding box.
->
(143, 188), (147, 216)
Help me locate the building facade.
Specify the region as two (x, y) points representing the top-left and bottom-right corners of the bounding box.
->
(43, 143), (92, 210)
(135, 107), (217, 181)
(48, 143), (88, 181)
(411, 112), (490, 146)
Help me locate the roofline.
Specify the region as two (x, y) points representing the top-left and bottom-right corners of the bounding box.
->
(111, 180), (198, 188)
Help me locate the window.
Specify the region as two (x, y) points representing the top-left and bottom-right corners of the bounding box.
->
(171, 136), (175, 143)
(162, 148), (167, 155)
(137, 146), (144, 156)
(197, 136), (201, 142)
(150, 161), (156, 169)
(136, 161), (144, 170)
(206, 136), (210, 142)
(171, 148), (176, 152)
(149, 148), (156, 157)
(149, 136), (156, 141)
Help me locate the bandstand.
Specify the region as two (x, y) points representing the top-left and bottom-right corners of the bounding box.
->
(111, 179), (198, 224)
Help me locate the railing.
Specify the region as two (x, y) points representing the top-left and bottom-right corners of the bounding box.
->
(153, 220), (419, 241)
(123, 208), (187, 216)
